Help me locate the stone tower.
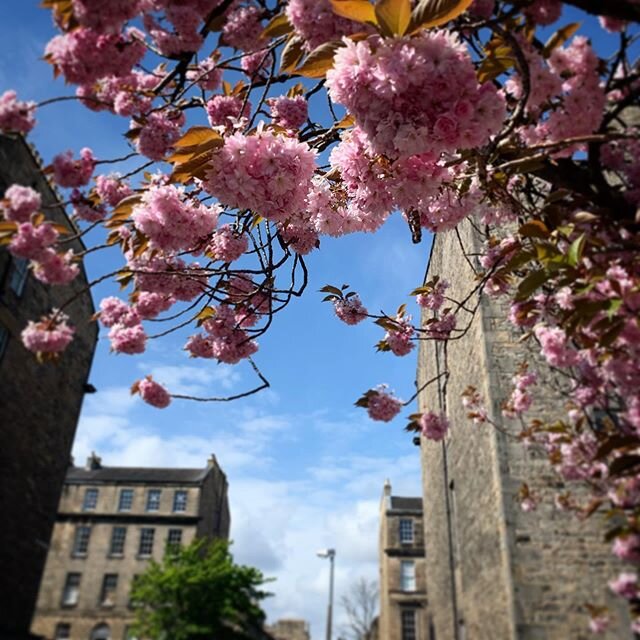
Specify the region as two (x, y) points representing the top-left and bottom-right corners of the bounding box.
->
(417, 221), (631, 639)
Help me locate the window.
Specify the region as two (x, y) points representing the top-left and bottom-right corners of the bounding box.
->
(8, 257), (28, 296)
(399, 518), (414, 543)
(55, 623), (71, 640)
(138, 528), (155, 556)
(118, 488), (134, 511)
(0, 323), (9, 361)
(128, 575), (140, 609)
(401, 610), (417, 640)
(61, 573), (81, 606)
(146, 489), (161, 512)
(400, 561), (416, 592)
(100, 574), (118, 607)
(173, 490), (188, 512)
(83, 488), (99, 511)
(90, 623), (111, 640)
(72, 525), (91, 556)
(109, 526), (127, 556)
(167, 528), (182, 551)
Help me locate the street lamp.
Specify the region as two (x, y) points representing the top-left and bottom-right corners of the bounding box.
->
(317, 548), (336, 640)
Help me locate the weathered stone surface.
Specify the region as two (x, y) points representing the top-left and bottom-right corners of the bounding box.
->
(0, 135), (97, 638)
(266, 619), (311, 640)
(418, 221), (632, 639)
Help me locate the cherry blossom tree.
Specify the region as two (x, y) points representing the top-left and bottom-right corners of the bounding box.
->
(1, 0), (639, 631)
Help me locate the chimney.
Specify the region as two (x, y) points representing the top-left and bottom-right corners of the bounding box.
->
(207, 454), (218, 469)
(383, 478), (392, 509)
(85, 451), (102, 470)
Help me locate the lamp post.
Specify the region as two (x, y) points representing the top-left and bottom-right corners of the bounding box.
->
(317, 548), (336, 640)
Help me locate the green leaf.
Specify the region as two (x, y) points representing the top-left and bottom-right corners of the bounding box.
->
(319, 284), (344, 296)
(375, 0), (412, 36)
(606, 298), (623, 320)
(515, 269), (549, 301)
(567, 234), (586, 267)
(519, 220), (550, 239)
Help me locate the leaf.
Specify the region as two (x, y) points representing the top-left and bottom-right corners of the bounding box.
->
(172, 126), (222, 152)
(515, 269), (548, 301)
(409, 0), (474, 32)
(262, 13), (294, 39)
(108, 193), (142, 221)
(319, 285), (344, 296)
(595, 435), (640, 460)
(567, 234), (586, 267)
(330, 0), (378, 24)
(280, 35), (305, 73)
(606, 298), (623, 320)
(170, 151), (213, 184)
(0, 221), (18, 232)
(477, 55), (515, 84)
(609, 455), (640, 477)
(335, 113), (356, 129)
(519, 220), (550, 239)
(295, 41), (344, 78)
(196, 306), (216, 321)
(543, 22), (581, 58)
(116, 270), (134, 290)
(375, 0), (412, 36)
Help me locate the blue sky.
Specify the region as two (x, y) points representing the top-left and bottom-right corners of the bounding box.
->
(2, 3), (629, 637)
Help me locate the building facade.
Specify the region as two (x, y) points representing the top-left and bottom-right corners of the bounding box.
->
(265, 619), (310, 640)
(0, 134), (98, 639)
(378, 481), (428, 640)
(417, 221), (632, 639)
(31, 454), (230, 640)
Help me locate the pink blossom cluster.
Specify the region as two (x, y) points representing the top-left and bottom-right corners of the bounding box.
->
(222, 6), (264, 51)
(600, 15), (627, 32)
(384, 314), (415, 356)
(268, 96), (308, 130)
(132, 185), (219, 252)
(613, 534), (640, 563)
(185, 304), (258, 364)
(135, 291), (175, 319)
(1, 185), (41, 222)
(461, 386), (489, 424)
(134, 110), (185, 161)
(143, 7), (203, 57)
(419, 411), (450, 441)
(95, 174), (133, 207)
(0, 90), (36, 134)
(609, 572), (638, 600)
(187, 58), (223, 91)
(241, 50), (271, 78)
(70, 0), (142, 31)
(207, 224), (248, 262)
(9, 222), (58, 260)
(534, 325), (579, 369)
(366, 386), (403, 422)
(52, 148), (95, 189)
(33, 249), (80, 285)
(503, 370), (537, 418)
(71, 189), (106, 222)
(523, 0), (562, 25)
(204, 130), (316, 223)
(285, 0), (365, 51)
(417, 280), (449, 311)
(45, 28), (146, 85)
(326, 32), (505, 159)
(21, 311), (74, 354)
(99, 296), (141, 328)
(601, 135), (640, 205)
(77, 70), (157, 117)
(130, 255), (207, 302)
(425, 311), (457, 340)
(205, 95), (251, 129)
(333, 295), (367, 325)
(137, 377), (171, 409)
(277, 217), (319, 255)
(109, 323), (147, 354)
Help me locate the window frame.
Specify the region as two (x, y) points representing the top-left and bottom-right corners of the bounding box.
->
(167, 528), (183, 550)
(72, 525), (91, 557)
(401, 609), (417, 640)
(55, 623), (71, 640)
(118, 488), (134, 512)
(61, 572), (81, 607)
(138, 528), (155, 557)
(100, 573), (119, 608)
(109, 526), (127, 557)
(82, 488), (99, 511)
(400, 560), (416, 592)
(145, 489), (161, 512)
(399, 518), (414, 544)
(173, 490), (188, 512)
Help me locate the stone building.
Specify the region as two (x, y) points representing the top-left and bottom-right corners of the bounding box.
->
(417, 221), (631, 639)
(0, 134), (98, 639)
(31, 454), (230, 640)
(378, 480), (428, 640)
(265, 619), (310, 640)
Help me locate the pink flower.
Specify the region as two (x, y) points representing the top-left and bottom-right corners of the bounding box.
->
(109, 323), (147, 354)
(134, 292), (174, 320)
(366, 387), (403, 422)
(70, 189), (106, 222)
(52, 148), (95, 189)
(520, 496), (538, 512)
(8, 222), (58, 260)
(416, 280), (449, 311)
(21, 311), (74, 354)
(523, 0), (562, 25)
(137, 377), (171, 409)
(95, 174), (133, 208)
(187, 58), (223, 91)
(268, 95), (308, 130)
(99, 297), (140, 328)
(33, 249), (80, 285)
(608, 572), (638, 599)
(222, 6), (265, 52)
(419, 411), (450, 441)
(612, 534), (640, 563)
(426, 312), (456, 340)
(135, 111), (184, 161)
(1, 185), (41, 222)
(0, 90), (36, 134)
(385, 315), (415, 356)
(207, 225), (248, 262)
(534, 325), (579, 368)
(205, 95), (251, 128)
(334, 295), (368, 325)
